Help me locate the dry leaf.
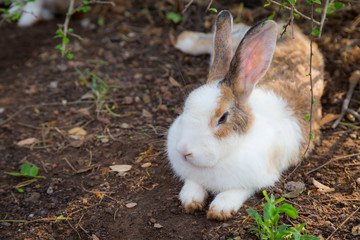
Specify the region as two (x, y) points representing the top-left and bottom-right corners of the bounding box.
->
(17, 138), (38, 146)
(312, 179), (335, 194)
(142, 109), (153, 118)
(141, 163), (152, 168)
(352, 224), (360, 236)
(169, 76), (182, 88)
(109, 164), (132, 174)
(320, 113), (341, 126)
(125, 202), (137, 208)
(68, 127), (87, 136)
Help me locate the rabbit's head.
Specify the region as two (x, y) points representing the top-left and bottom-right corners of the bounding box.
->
(167, 11), (278, 169)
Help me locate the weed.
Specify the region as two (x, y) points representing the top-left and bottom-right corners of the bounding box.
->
(246, 191), (319, 240)
(75, 67), (120, 114)
(167, 12), (182, 24)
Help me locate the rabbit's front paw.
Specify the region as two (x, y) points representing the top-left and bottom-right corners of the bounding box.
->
(207, 189), (253, 221)
(179, 180), (208, 214)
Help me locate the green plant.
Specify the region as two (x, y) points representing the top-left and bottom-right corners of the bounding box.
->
(247, 191), (319, 240)
(166, 12), (182, 24)
(4, 163), (46, 179)
(75, 67), (119, 114)
(0, 0), (35, 24)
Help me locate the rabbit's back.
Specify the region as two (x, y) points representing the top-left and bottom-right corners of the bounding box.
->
(260, 25), (324, 156)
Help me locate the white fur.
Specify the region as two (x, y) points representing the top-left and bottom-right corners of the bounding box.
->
(167, 84), (303, 215)
(8, 0), (59, 27)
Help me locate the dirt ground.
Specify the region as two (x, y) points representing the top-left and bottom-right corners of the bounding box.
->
(0, 0), (359, 239)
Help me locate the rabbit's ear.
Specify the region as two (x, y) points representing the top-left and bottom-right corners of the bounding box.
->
(222, 20), (277, 101)
(208, 10), (233, 83)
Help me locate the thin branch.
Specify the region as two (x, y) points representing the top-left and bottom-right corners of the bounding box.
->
(306, 152), (360, 175)
(205, 0), (214, 12)
(326, 207), (360, 240)
(182, 0), (194, 13)
(61, 0), (75, 57)
(318, 0), (329, 38)
(268, 0), (320, 25)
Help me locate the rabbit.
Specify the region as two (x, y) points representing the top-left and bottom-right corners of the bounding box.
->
(167, 10), (324, 221)
(7, 0), (78, 27)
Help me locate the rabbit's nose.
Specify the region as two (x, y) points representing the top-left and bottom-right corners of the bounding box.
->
(176, 145), (192, 159)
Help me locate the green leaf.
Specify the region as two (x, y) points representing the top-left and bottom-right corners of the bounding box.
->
(167, 12), (182, 24)
(277, 203), (298, 219)
(17, 188), (24, 193)
(209, 8), (218, 13)
(315, 8), (322, 13)
(28, 165), (39, 176)
(62, 37), (70, 44)
(20, 163), (31, 174)
(293, 12), (300, 18)
(313, 0), (321, 4)
(98, 16), (105, 26)
(311, 26), (320, 36)
(273, 197), (285, 205)
(311, 133), (315, 140)
(67, 52), (74, 59)
(264, 3), (271, 7)
(264, 203), (277, 221)
(313, 99), (317, 104)
(268, 10), (276, 20)
(305, 114), (310, 121)
(334, 2), (344, 9)
(247, 207), (263, 226)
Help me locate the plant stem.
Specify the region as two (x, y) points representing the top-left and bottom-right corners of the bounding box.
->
(62, 0), (75, 57)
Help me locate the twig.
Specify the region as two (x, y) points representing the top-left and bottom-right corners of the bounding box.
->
(306, 152), (360, 175)
(205, 0), (214, 12)
(61, 0), (75, 57)
(182, 0), (194, 13)
(332, 70), (360, 128)
(280, 0), (295, 38)
(64, 157), (78, 172)
(326, 207), (360, 240)
(66, 219), (82, 239)
(268, 0), (320, 25)
(318, 0), (329, 38)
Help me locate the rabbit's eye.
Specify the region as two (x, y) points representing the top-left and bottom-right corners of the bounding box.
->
(218, 112), (229, 125)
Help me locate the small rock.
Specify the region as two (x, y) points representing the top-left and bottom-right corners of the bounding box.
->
(25, 192), (41, 203)
(346, 113), (356, 122)
(0, 107), (5, 114)
(356, 178), (360, 185)
(159, 105), (168, 112)
(142, 109), (153, 118)
(125, 202), (137, 208)
(134, 73), (143, 80)
(154, 223), (163, 229)
(124, 96), (133, 105)
(49, 81), (58, 89)
(141, 163), (152, 168)
(149, 218), (156, 223)
(105, 208), (114, 215)
(46, 186), (54, 195)
(120, 123), (131, 129)
(134, 96), (141, 103)
(28, 214), (34, 218)
(350, 133), (357, 139)
(1, 222), (11, 227)
(91, 234), (100, 240)
(166, 118), (173, 123)
(284, 181), (306, 192)
(142, 94), (151, 104)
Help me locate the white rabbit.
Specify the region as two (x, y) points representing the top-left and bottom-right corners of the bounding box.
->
(167, 10), (324, 220)
(7, 0), (76, 27)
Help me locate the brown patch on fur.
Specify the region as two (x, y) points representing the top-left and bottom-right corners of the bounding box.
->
(209, 84), (254, 139)
(207, 208), (236, 221)
(260, 25), (324, 157)
(184, 200), (206, 214)
(268, 143), (282, 174)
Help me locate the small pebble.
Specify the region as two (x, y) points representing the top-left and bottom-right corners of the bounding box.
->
(105, 208), (114, 215)
(149, 218), (156, 223)
(350, 133), (357, 139)
(125, 202), (137, 208)
(28, 214), (34, 218)
(142, 94), (151, 104)
(346, 113), (356, 122)
(47, 186), (54, 195)
(1, 222), (11, 227)
(120, 123), (131, 129)
(284, 181), (305, 192)
(25, 192), (41, 203)
(154, 223), (163, 229)
(124, 96), (133, 105)
(356, 178), (360, 185)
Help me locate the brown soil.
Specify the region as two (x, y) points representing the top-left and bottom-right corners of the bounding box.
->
(0, 1), (359, 240)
